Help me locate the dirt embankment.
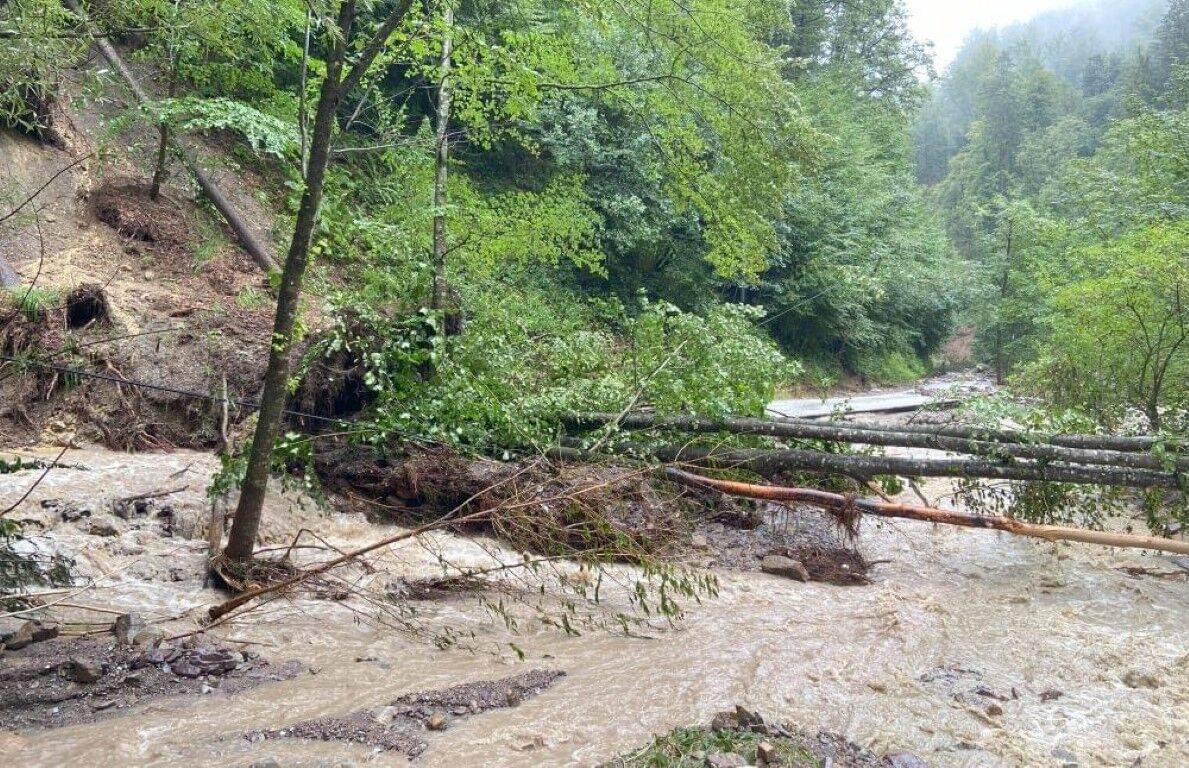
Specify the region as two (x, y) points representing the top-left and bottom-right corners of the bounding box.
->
(1, 82), (283, 449)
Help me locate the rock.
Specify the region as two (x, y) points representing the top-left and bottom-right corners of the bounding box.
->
(114, 613), (149, 646)
(1051, 747), (1079, 767)
(755, 741), (777, 766)
(887, 754), (930, 768)
(760, 555), (809, 582)
(1040, 689), (1063, 702)
(249, 761), (282, 768)
(710, 710), (738, 732)
(1121, 670), (1160, 689)
(3, 620), (59, 650)
(985, 703), (1003, 717)
(1168, 555), (1189, 573)
(691, 532), (710, 548)
(172, 646), (240, 677)
(59, 504), (91, 522)
(706, 752), (747, 768)
(133, 627), (166, 649)
(60, 657), (104, 683)
(505, 687), (523, 706)
(426, 712), (447, 731)
(88, 519), (119, 537)
(734, 705), (765, 730)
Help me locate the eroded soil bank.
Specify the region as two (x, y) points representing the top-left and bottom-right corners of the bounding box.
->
(1, 446), (1187, 767)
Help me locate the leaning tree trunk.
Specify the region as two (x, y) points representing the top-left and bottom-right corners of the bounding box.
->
(224, 0), (415, 561)
(65, 0), (279, 272)
(223, 5), (353, 561)
(430, 0), (454, 311)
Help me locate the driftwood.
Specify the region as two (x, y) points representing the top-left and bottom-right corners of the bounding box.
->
(568, 412), (1189, 472)
(663, 468), (1189, 556)
(558, 437), (1184, 489)
(64, 0), (279, 273)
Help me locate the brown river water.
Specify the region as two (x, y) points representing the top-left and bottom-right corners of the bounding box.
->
(1, 446), (1186, 767)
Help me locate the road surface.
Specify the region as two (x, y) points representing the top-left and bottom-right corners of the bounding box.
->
(766, 389), (955, 419)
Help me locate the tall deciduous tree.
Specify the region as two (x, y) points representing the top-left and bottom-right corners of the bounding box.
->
(225, 0), (416, 561)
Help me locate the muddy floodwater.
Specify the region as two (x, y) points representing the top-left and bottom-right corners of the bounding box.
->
(2, 446), (1187, 767)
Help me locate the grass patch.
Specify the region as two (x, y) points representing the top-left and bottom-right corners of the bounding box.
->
(608, 726), (820, 767)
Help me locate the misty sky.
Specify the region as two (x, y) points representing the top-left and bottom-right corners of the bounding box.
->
(904, 0), (1077, 69)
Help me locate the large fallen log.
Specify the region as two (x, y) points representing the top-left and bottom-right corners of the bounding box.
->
(567, 412), (1189, 472)
(663, 467), (1189, 555)
(64, 0), (279, 273)
(558, 437), (1184, 489)
(787, 415), (1183, 454)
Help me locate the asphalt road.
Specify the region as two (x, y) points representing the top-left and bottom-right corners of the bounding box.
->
(766, 389), (953, 419)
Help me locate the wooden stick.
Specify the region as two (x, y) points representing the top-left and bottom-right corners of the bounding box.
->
(663, 467), (1189, 555)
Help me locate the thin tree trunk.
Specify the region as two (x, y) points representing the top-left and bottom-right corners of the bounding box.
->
(149, 59), (177, 201)
(663, 468), (1189, 555)
(430, 0), (454, 310)
(223, 0), (415, 561)
(223, 3), (355, 562)
(566, 412), (1189, 472)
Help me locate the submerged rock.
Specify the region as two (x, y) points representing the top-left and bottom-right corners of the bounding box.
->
(760, 554), (809, 581)
(2, 620), (59, 650)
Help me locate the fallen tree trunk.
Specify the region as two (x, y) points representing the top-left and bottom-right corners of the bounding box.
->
(567, 412), (1189, 472)
(785, 415), (1183, 454)
(663, 467), (1189, 556)
(558, 437), (1184, 489)
(65, 0), (279, 273)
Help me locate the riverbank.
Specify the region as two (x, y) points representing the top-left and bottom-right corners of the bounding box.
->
(2, 444), (1185, 767)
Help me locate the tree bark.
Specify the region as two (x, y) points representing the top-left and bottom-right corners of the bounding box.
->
(663, 468), (1189, 555)
(430, 0), (454, 310)
(149, 59), (177, 201)
(223, 2), (356, 561)
(559, 437), (1183, 488)
(65, 0), (279, 272)
(776, 416), (1183, 454)
(224, 0), (415, 561)
(567, 412), (1189, 472)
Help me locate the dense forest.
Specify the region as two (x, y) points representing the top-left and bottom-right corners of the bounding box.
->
(915, 0), (1188, 429)
(2, 0), (959, 439)
(3, 5), (1188, 765)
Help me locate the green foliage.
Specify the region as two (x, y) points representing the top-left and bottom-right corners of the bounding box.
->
(0, 0), (82, 134)
(157, 96), (298, 159)
(350, 281), (796, 451)
(1020, 223), (1189, 428)
(608, 725), (820, 768)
